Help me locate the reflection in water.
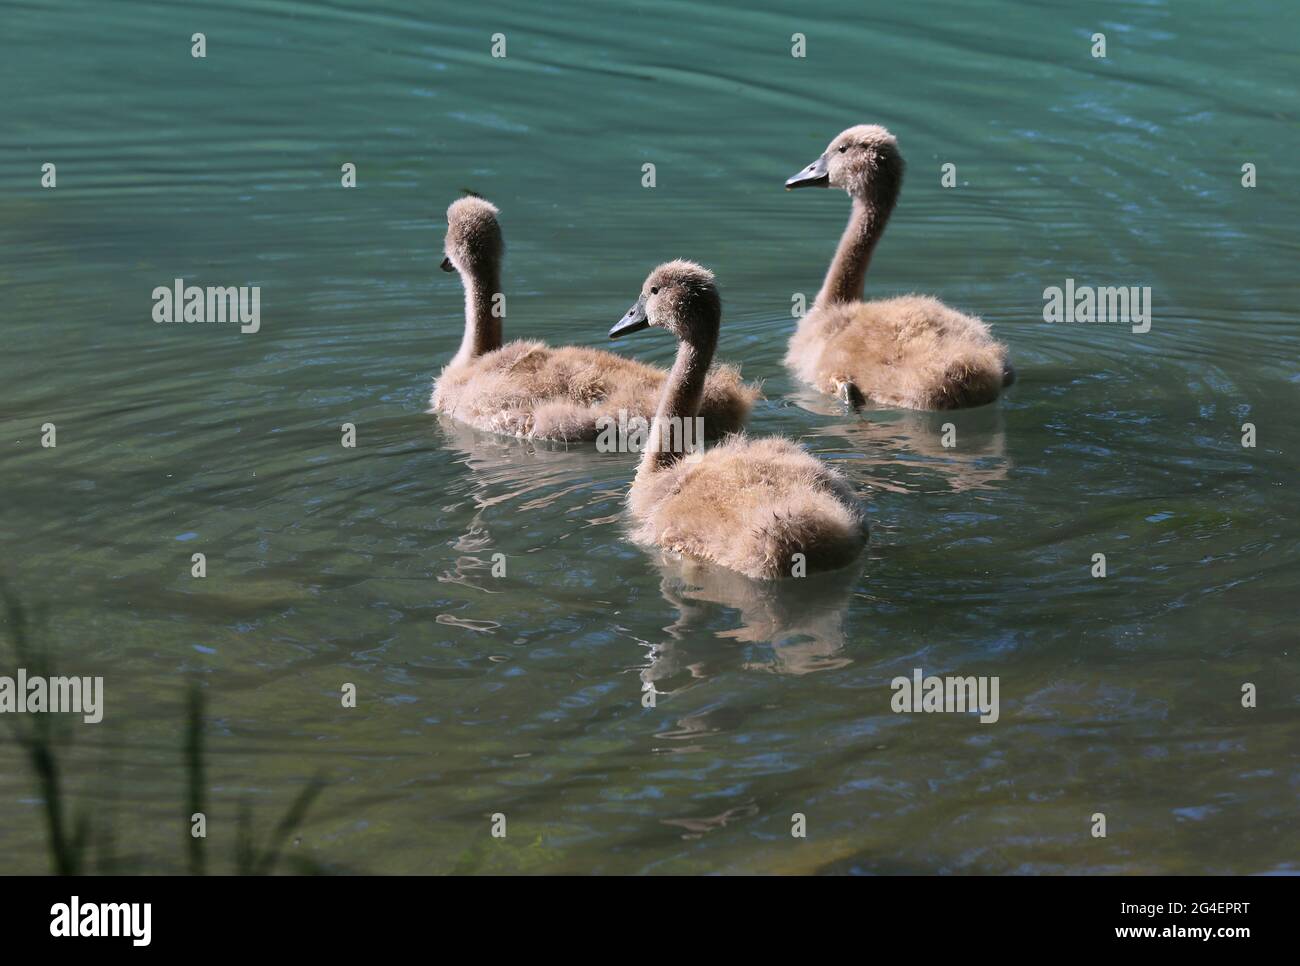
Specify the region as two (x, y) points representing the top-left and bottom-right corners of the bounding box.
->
(434, 416), (530, 595)
(642, 552), (862, 691)
(661, 800), (760, 839)
(430, 415), (627, 626)
(433, 413), (617, 510)
(791, 387), (1011, 493)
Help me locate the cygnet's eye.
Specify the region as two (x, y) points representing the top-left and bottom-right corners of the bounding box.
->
(650, 286), (659, 295)
(838, 145), (848, 153)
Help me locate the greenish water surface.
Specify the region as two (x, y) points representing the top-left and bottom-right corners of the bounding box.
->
(1, 0), (1297, 873)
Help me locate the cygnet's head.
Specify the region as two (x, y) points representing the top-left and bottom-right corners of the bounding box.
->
(441, 195), (503, 276)
(608, 260), (721, 345)
(785, 124), (903, 202)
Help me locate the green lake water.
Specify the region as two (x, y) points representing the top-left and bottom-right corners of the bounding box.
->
(1, 0), (1297, 873)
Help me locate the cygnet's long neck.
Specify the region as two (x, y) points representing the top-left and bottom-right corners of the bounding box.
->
(639, 318), (718, 475)
(815, 179), (898, 307)
(450, 260), (503, 367)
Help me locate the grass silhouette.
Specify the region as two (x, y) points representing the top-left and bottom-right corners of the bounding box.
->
(2, 580), (331, 875)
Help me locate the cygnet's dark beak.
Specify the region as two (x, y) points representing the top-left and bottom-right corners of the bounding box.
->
(609, 298), (650, 339)
(440, 256), (456, 273)
(785, 154), (830, 189)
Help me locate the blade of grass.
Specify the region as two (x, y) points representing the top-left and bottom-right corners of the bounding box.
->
(253, 773), (326, 875)
(2, 580), (80, 875)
